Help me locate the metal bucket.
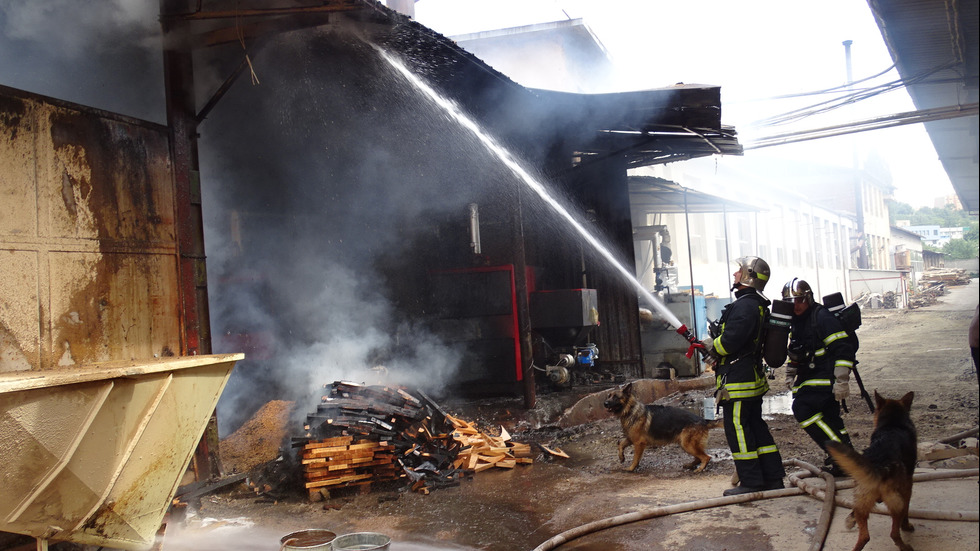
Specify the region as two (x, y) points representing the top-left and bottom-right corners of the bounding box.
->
(280, 529), (337, 551)
(331, 532), (391, 551)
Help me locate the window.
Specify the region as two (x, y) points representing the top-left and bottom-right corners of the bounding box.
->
(715, 237), (727, 262)
(813, 218), (824, 268)
(833, 223), (841, 269)
(737, 215), (752, 257)
(690, 214), (708, 263)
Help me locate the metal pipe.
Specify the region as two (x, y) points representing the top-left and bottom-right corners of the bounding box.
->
(682, 189), (697, 337)
(468, 203), (482, 255)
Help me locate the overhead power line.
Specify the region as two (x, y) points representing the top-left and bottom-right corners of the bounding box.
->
(744, 103), (979, 149)
(745, 60), (959, 129)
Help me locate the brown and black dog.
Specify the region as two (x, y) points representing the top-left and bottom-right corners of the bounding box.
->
(603, 381), (723, 473)
(826, 391), (917, 551)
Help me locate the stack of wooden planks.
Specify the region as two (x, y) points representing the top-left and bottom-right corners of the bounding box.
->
(301, 436), (398, 499)
(921, 268), (971, 286)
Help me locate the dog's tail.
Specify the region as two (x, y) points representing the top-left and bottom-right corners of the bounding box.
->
(706, 419), (724, 430)
(826, 441), (877, 486)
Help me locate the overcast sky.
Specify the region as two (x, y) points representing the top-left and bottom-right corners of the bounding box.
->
(413, 0), (957, 209)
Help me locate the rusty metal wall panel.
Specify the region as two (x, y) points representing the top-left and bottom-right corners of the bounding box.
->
(0, 87), (181, 372)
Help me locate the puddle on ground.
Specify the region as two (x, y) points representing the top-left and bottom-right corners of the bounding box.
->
(763, 390), (794, 417)
(676, 390), (793, 421)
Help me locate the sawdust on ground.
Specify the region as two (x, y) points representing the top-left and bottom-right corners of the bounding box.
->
(219, 399), (295, 474)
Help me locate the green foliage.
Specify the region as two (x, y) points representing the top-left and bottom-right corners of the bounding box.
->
(942, 238), (980, 260)
(965, 225), (979, 242)
(888, 202), (979, 259)
(889, 201), (916, 224)
(888, 201), (978, 227)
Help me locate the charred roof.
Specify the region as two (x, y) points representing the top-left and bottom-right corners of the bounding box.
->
(167, 0), (742, 170)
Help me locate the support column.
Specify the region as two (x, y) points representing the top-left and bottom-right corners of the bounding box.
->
(161, 0), (220, 478)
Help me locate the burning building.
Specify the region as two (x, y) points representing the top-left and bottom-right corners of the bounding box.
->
(0, 2), (746, 519)
(0, 1), (744, 441)
(190, 3), (744, 431)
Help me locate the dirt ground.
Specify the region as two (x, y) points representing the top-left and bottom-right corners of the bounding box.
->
(161, 279), (979, 551)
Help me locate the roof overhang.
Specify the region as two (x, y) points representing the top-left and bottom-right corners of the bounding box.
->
(868, 0), (979, 213)
(629, 176), (762, 214)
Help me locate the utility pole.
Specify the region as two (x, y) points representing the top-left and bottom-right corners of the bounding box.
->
(844, 40), (869, 269)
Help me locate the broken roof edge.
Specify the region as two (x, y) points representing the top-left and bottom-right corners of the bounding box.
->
(351, 2), (742, 165)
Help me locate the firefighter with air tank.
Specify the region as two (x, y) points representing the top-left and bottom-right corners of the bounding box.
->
(701, 256), (786, 495)
(781, 278), (855, 476)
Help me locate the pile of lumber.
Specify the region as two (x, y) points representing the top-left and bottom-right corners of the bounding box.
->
(921, 268), (971, 286)
(295, 381), (558, 499)
(301, 436), (398, 499)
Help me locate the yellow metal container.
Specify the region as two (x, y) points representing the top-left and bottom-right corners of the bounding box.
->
(0, 354), (242, 550)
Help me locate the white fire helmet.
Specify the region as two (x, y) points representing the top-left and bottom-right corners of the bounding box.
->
(733, 256), (770, 291)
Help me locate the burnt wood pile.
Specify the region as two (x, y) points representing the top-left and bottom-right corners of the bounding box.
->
(295, 381), (544, 499)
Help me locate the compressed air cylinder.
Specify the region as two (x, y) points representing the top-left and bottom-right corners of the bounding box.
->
(824, 291), (862, 332)
(823, 291), (846, 313)
(764, 299), (794, 368)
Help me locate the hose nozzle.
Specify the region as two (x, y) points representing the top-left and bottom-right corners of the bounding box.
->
(676, 325), (715, 366)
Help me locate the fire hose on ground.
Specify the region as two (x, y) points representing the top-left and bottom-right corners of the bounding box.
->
(530, 462), (979, 551)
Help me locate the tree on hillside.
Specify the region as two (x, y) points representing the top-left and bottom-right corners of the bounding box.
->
(888, 201), (978, 229)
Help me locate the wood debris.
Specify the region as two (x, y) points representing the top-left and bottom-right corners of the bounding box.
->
(920, 268), (972, 286)
(294, 381), (545, 500)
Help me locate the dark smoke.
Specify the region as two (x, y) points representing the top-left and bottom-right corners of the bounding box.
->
(0, 0), (165, 122)
(200, 26), (526, 435)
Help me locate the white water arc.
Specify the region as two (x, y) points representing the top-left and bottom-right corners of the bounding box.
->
(378, 49), (685, 330)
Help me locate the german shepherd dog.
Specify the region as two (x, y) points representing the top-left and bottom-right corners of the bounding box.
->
(603, 382), (723, 473)
(826, 391), (917, 551)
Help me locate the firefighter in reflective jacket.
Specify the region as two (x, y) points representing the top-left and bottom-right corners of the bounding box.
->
(782, 278), (855, 475)
(703, 256), (786, 495)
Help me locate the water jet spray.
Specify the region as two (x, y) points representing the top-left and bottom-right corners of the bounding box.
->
(376, 48), (715, 366)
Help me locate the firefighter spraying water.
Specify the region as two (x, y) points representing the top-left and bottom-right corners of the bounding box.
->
(700, 256), (787, 495)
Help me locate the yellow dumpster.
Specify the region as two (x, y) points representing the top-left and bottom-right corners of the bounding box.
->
(0, 354), (242, 550)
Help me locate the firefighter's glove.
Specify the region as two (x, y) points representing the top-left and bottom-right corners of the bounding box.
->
(700, 337), (715, 355)
(784, 363), (798, 391)
(833, 366), (851, 402)
(700, 337), (721, 366)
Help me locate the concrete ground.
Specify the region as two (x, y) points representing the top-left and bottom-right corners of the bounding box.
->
(157, 280), (979, 551)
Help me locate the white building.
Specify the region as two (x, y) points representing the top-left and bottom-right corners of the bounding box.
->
(901, 224), (964, 247)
